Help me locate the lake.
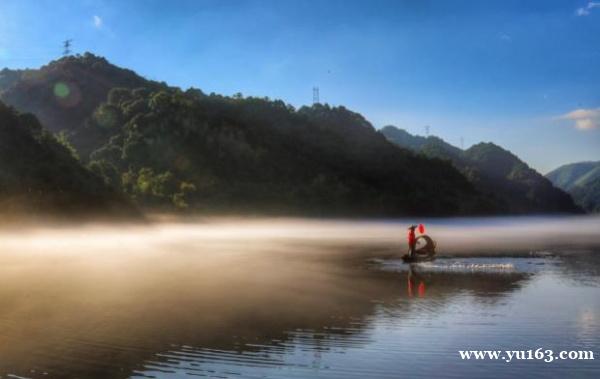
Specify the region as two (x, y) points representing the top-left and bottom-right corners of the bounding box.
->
(0, 216), (598, 378)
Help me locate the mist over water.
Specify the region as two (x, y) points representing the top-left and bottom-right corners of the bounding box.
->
(3, 214), (599, 255)
(0, 216), (598, 378)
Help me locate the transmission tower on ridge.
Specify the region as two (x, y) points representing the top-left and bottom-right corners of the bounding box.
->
(62, 39), (73, 56)
(312, 87), (320, 105)
(460, 136), (465, 150)
(424, 125), (430, 137)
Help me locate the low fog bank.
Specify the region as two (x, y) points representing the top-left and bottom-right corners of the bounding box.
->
(0, 215), (598, 257)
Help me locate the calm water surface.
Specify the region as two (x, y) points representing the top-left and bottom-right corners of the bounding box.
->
(0, 217), (598, 378)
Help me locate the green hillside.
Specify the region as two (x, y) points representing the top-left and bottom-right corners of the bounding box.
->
(546, 161), (600, 212)
(78, 88), (491, 215)
(0, 54), (494, 216)
(1, 53), (581, 216)
(0, 53), (165, 135)
(0, 101), (135, 218)
(381, 126), (581, 214)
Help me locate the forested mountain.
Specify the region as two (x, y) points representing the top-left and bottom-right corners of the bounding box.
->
(0, 68), (31, 90)
(0, 54), (495, 216)
(0, 53), (580, 216)
(73, 88), (494, 215)
(546, 161), (600, 212)
(546, 161), (600, 191)
(0, 53), (165, 134)
(381, 126), (581, 214)
(0, 101), (134, 217)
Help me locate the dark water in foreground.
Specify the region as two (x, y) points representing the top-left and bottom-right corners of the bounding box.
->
(0, 217), (598, 378)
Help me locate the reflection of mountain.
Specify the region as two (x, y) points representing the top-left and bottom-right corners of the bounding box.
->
(556, 251), (600, 286)
(0, 246), (531, 379)
(408, 269), (529, 299)
(133, 267), (532, 378)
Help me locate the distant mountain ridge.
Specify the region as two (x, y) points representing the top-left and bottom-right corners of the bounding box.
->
(546, 161), (600, 212)
(546, 161), (600, 190)
(381, 126), (581, 214)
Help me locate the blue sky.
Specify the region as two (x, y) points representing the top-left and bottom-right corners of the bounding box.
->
(1, 0), (599, 173)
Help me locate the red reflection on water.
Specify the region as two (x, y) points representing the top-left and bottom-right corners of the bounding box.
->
(408, 267), (426, 298)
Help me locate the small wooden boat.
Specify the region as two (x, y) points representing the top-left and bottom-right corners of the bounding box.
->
(402, 253), (436, 263)
(402, 235), (437, 263)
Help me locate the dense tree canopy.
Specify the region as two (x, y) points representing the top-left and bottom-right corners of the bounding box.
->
(0, 101), (135, 217)
(0, 54), (581, 216)
(382, 126), (581, 214)
(0, 53), (165, 135)
(72, 87), (490, 215)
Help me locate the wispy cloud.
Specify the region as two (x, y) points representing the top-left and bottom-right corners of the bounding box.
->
(560, 108), (600, 130)
(93, 15), (103, 28)
(576, 2), (600, 16)
(499, 33), (512, 42)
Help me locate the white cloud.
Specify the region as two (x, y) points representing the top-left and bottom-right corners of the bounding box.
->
(576, 2), (600, 16)
(499, 33), (512, 42)
(560, 108), (600, 130)
(93, 15), (103, 28)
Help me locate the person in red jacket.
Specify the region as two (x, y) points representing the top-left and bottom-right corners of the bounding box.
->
(407, 225), (417, 258)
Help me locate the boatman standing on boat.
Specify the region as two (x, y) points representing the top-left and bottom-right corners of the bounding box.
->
(407, 225), (417, 258)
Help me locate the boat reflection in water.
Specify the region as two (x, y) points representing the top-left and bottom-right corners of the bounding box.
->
(408, 265), (427, 297)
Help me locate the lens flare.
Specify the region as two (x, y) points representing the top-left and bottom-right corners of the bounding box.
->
(53, 82), (70, 98)
(52, 81), (82, 108)
(94, 106), (119, 129)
